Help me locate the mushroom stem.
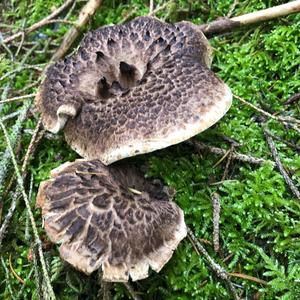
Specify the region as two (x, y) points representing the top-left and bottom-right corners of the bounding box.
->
(50, 104), (78, 133)
(199, 0), (300, 37)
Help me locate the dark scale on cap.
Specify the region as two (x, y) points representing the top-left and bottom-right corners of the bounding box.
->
(36, 159), (186, 282)
(36, 16), (232, 165)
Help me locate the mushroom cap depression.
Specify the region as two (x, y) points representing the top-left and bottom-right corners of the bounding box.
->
(36, 16), (232, 165)
(36, 159), (186, 282)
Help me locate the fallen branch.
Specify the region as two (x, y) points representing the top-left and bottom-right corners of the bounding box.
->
(148, 1), (170, 16)
(0, 93), (36, 104)
(284, 92), (300, 105)
(187, 227), (239, 300)
(211, 193), (221, 253)
(187, 139), (269, 166)
(3, 0), (75, 44)
(51, 0), (103, 61)
(123, 282), (141, 300)
(264, 128), (300, 153)
(199, 0), (300, 37)
(234, 94), (300, 125)
(263, 127), (300, 201)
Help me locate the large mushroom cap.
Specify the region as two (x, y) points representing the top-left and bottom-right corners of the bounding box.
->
(37, 159), (186, 282)
(36, 16), (232, 165)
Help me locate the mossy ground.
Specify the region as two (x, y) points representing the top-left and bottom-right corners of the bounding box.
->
(0, 0), (299, 299)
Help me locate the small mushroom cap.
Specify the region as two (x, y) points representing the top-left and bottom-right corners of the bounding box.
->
(36, 159), (186, 281)
(36, 16), (231, 165)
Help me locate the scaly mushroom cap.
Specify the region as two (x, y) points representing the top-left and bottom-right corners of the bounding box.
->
(36, 159), (186, 282)
(36, 16), (232, 165)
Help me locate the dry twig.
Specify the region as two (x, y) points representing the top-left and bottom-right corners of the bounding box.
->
(148, 1), (170, 16)
(284, 92), (300, 105)
(234, 94), (300, 125)
(3, 0), (75, 44)
(199, 0), (300, 37)
(222, 145), (234, 180)
(227, 0), (240, 18)
(229, 272), (267, 285)
(149, 0), (154, 14)
(211, 193), (221, 253)
(264, 129), (300, 153)
(0, 93), (36, 104)
(263, 127), (300, 201)
(9, 254), (25, 284)
(51, 0), (103, 61)
(187, 227), (239, 300)
(123, 282), (141, 300)
(187, 139), (269, 166)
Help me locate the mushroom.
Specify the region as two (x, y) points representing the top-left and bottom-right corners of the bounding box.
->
(36, 16), (232, 165)
(36, 159), (186, 282)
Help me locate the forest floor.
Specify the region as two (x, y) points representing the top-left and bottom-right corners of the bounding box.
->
(0, 0), (299, 299)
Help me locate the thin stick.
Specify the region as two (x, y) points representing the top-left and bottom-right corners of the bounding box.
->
(222, 145), (234, 180)
(21, 118), (44, 173)
(0, 110), (23, 122)
(0, 65), (42, 82)
(1, 257), (16, 300)
(3, 0), (75, 44)
(234, 94), (300, 125)
(0, 193), (20, 248)
(0, 120), (56, 300)
(199, 0), (300, 37)
(32, 245), (43, 300)
(148, 1), (170, 16)
(285, 92), (300, 105)
(15, 81), (40, 95)
(263, 128), (300, 201)
(187, 227), (239, 300)
(229, 272), (267, 285)
(51, 0), (103, 61)
(101, 281), (112, 300)
(9, 254), (25, 284)
(211, 193), (221, 253)
(212, 148), (231, 168)
(149, 0), (154, 14)
(227, 0), (240, 18)
(267, 131), (300, 152)
(0, 118), (44, 248)
(0, 93), (36, 104)
(123, 282), (141, 300)
(0, 40), (14, 61)
(187, 140), (269, 166)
